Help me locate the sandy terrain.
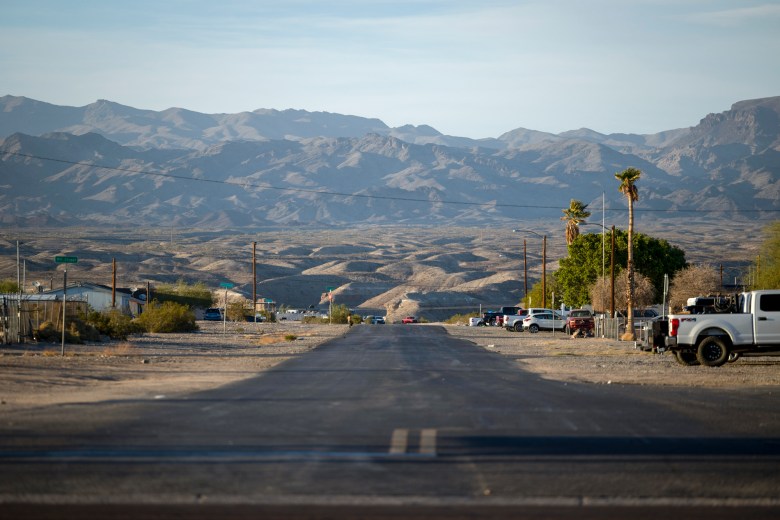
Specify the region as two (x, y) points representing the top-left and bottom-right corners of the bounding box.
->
(2, 322), (779, 415)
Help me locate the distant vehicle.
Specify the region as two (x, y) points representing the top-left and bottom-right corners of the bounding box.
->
(481, 311), (503, 326)
(204, 308), (223, 321)
(565, 309), (594, 335)
(373, 316), (386, 324)
(523, 311), (566, 333)
(402, 316), (418, 324)
(497, 306), (522, 327)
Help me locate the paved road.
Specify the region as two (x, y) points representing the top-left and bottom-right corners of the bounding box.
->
(2, 325), (779, 519)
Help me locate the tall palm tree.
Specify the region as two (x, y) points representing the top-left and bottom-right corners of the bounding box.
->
(561, 199), (591, 246)
(615, 167), (641, 340)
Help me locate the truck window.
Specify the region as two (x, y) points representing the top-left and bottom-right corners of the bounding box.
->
(759, 294), (780, 312)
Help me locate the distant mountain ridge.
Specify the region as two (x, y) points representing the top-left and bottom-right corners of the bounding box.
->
(1, 95), (778, 228)
(0, 95), (691, 152)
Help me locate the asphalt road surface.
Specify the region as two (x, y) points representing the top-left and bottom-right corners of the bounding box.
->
(2, 325), (779, 519)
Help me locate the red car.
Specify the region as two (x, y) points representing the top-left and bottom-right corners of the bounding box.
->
(402, 316), (418, 324)
(565, 309), (594, 335)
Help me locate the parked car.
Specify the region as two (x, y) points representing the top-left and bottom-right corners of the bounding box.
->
(373, 316), (386, 324)
(505, 308), (555, 332)
(204, 308), (223, 321)
(523, 311), (566, 333)
(481, 311), (503, 326)
(402, 316), (418, 324)
(565, 309), (594, 335)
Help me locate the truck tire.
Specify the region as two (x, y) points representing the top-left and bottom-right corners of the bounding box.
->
(673, 350), (699, 366)
(696, 336), (730, 367)
(514, 322), (523, 332)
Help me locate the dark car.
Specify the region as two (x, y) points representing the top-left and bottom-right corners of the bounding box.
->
(204, 308), (223, 321)
(565, 309), (594, 335)
(481, 311), (503, 326)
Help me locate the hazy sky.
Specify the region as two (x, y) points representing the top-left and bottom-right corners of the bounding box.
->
(2, 1), (778, 138)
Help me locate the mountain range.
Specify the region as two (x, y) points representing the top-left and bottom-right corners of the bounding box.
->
(1, 95), (778, 228)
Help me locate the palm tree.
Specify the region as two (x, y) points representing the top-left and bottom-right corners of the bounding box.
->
(561, 199), (591, 246)
(615, 167), (641, 340)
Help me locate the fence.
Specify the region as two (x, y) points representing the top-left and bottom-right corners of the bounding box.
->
(595, 315), (655, 345)
(0, 296), (88, 345)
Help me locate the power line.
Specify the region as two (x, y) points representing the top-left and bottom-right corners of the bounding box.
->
(2, 150), (778, 214)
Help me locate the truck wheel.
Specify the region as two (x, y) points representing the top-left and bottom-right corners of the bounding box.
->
(514, 322), (523, 332)
(673, 350), (700, 366)
(528, 324), (539, 333)
(696, 336), (729, 367)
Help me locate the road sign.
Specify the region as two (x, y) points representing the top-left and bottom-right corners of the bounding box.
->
(219, 282), (234, 288)
(55, 256), (78, 264)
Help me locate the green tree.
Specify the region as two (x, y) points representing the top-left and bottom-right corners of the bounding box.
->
(523, 276), (560, 309)
(561, 199), (591, 246)
(615, 167), (641, 339)
(753, 221), (780, 290)
(556, 230), (686, 308)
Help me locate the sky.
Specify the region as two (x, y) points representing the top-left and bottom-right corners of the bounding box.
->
(2, 0), (779, 138)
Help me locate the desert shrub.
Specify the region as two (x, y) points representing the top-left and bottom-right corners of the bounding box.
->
(445, 312), (479, 325)
(134, 301), (197, 333)
(34, 319), (90, 344)
(329, 304), (351, 324)
(284, 334), (298, 341)
(154, 280), (213, 309)
(0, 279), (20, 293)
(85, 309), (142, 340)
(226, 300), (247, 321)
(34, 321), (59, 342)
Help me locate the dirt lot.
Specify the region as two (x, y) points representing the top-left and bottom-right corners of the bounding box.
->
(2, 322), (779, 413)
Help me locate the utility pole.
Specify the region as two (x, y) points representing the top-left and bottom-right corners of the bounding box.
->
(523, 239), (528, 302)
(61, 270), (67, 356)
(610, 226), (616, 317)
(542, 235), (547, 309)
(112, 258), (117, 308)
(252, 241), (257, 323)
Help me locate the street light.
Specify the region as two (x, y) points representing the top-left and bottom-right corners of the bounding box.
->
(513, 229), (547, 308)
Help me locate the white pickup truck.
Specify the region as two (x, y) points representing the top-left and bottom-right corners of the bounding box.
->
(657, 290), (780, 367)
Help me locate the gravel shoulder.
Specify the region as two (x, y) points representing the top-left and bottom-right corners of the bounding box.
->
(443, 324), (780, 388)
(2, 322), (779, 414)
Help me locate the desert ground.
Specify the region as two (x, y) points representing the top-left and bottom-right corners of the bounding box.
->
(0, 220), (763, 324)
(2, 321), (778, 414)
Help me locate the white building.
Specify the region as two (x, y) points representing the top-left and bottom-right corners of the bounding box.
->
(44, 283), (145, 316)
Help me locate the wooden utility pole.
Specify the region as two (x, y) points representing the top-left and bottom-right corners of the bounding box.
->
(252, 241), (257, 322)
(542, 235), (547, 309)
(523, 239), (528, 301)
(112, 258), (117, 308)
(610, 226), (615, 317)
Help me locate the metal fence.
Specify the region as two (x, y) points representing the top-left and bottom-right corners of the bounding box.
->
(0, 296), (88, 345)
(595, 315), (656, 348)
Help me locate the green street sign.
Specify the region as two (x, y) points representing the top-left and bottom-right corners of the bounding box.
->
(55, 256), (78, 264)
(219, 282), (234, 288)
